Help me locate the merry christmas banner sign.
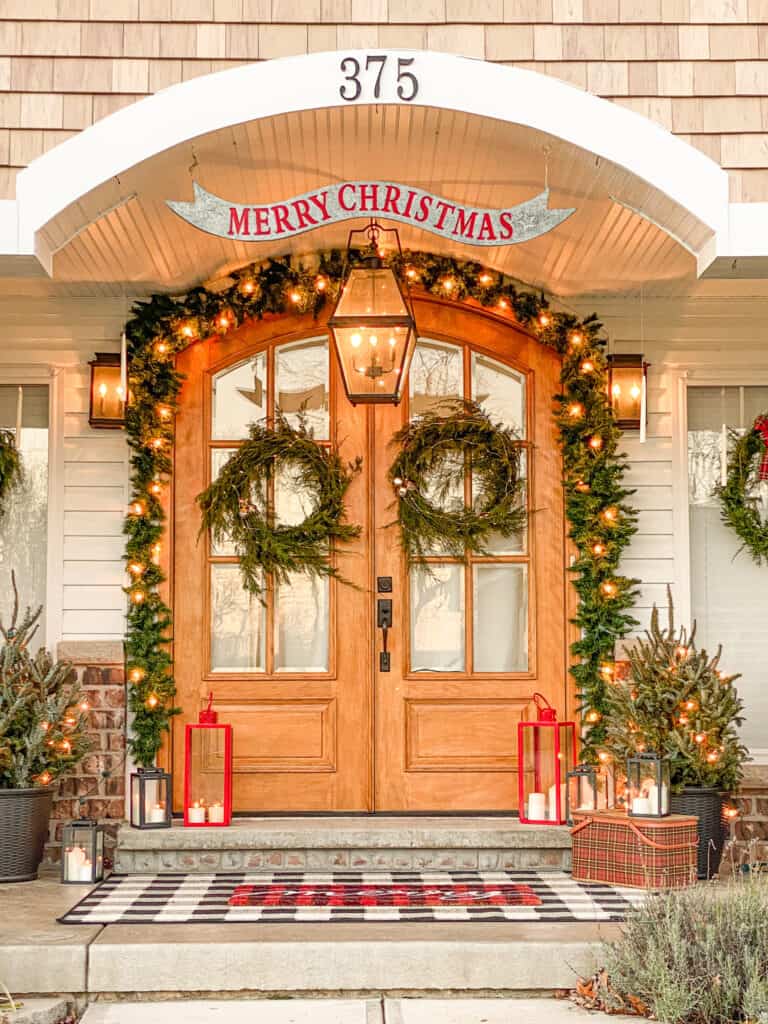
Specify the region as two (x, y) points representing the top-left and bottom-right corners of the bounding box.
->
(167, 181), (575, 247)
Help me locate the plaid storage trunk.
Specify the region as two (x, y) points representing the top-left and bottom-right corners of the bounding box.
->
(571, 810), (698, 889)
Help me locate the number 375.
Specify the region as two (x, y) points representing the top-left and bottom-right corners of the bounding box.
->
(339, 55), (419, 102)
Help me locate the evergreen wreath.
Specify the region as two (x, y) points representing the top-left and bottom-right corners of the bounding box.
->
(197, 415), (362, 597)
(718, 413), (768, 565)
(388, 399), (526, 561)
(0, 428), (22, 520)
(122, 249), (638, 765)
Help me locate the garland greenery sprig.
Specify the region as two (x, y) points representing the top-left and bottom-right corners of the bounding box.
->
(123, 248), (638, 765)
(197, 416), (362, 597)
(0, 428), (22, 519)
(717, 413), (768, 565)
(388, 400), (526, 561)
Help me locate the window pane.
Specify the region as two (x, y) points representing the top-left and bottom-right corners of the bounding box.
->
(274, 573), (329, 672)
(275, 459), (319, 526)
(410, 564), (465, 672)
(210, 564), (265, 672)
(275, 338), (329, 439)
(410, 339), (463, 417)
(212, 354), (266, 440)
(210, 448), (238, 555)
(472, 352), (526, 436)
(473, 564), (528, 672)
(0, 385), (48, 644)
(473, 449), (527, 555)
(688, 385), (768, 751)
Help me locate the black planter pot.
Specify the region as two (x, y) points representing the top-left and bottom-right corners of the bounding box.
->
(670, 787), (726, 880)
(0, 787), (54, 883)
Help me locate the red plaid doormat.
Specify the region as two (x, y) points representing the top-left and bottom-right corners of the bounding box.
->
(228, 881), (542, 908)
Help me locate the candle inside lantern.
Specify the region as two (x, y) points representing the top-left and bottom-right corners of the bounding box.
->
(79, 858), (93, 882)
(187, 800), (207, 824)
(148, 802), (166, 824)
(548, 783), (567, 821)
(646, 782), (670, 815)
(65, 844), (86, 880)
(527, 792), (546, 820)
(207, 802), (225, 824)
(632, 790), (652, 815)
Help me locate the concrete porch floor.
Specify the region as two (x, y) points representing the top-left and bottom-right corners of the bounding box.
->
(0, 874), (620, 998)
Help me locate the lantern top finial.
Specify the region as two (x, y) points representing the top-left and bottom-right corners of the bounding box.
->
(199, 691), (218, 724)
(533, 692), (557, 722)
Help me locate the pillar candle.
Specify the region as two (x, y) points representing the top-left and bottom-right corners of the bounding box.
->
(148, 802), (166, 823)
(527, 793), (546, 820)
(187, 801), (206, 824)
(65, 845), (86, 880)
(646, 783), (669, 815)
(632, 796), (652, 815)
(207, 802), (225, 824)
(548, 783), (567, 821)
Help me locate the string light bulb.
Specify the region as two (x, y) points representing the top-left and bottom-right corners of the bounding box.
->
(155, 341), (169, 356)
(586, 710), (601, 723)
(497, 298), (508, 310)
(38, 771), (52, 785)
(131, 589), (146, 604)
(158, 406), (171, 420)
(588, 435), (603, 451)
(599, 663), (615, 679)
(128, 562), (144, 577)
(580, 360), (595, 374)
(406, 267), (417, 280)
(442, 278), (454, 292)
(694, 732), (706, 744)
(131, 501), (145, 516)
(315, 276), (327, 291)
(242, 280), (255, 295)
(218, 314), (230, 330)
(575, 480), (591, 493)
(151, 543), (161, 565)
(601, 581), (617, 598)
(601, 507), (618, 524)
(146, 693), (159, 709)
(479, 273), (492, 285)
(150, 437), (164, 450)
(568, 403), (584, 418)
(570, 332), (583, 347)
(598, 751), (611, 764)
(79, 701), (89, 713)
(129, 668), (145, 684)
(676, 645), (689, 660)
(289, 290), (301, 304)
(706, 751), (719, 763)
(592, 542), (606, 556)
(181, 322), (195, 338)
(149, 481), (162, 496)
(538, 313), (550, 327)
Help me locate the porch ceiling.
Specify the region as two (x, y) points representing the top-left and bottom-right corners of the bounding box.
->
(37, 104), (703, 300)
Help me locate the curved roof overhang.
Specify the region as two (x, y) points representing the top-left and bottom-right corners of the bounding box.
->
(2, 49), (756, 298)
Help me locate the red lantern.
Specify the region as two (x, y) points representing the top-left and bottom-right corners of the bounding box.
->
(183, 692), (233, 828)
(517, 693), (576, 825)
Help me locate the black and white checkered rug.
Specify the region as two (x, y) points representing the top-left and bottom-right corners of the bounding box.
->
(58, 871), (646, 924)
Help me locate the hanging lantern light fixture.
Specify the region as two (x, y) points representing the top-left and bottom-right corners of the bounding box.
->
(607, 354), (648, 432)
(327, 219), (417, 405)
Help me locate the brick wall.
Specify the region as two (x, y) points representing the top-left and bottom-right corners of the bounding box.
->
(45, 643), (126, 868)
(723, 764), (768, 874)
(2, 2), (768, 201)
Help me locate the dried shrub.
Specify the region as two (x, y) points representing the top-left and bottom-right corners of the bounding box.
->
(604, 878), (768, 1024)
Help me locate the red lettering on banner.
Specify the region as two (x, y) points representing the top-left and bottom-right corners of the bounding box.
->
(310, 191), (331, 221)
(228, 207), (250, 236)
(434, 200), (456, 230)
(252, 208), (270, 235)
(359, 183), (379, 212)
(402, 189), (418, 219)
(453, 209), (478, 239)
(291, 198), (316, 230)
(338, 184), (356, 211)
(272, 204), (292, 234)
(477, 213), (497, 242)
(498, 212), (514, 240)
(382, 185), (402, 215)
(415, 195), (433, 222)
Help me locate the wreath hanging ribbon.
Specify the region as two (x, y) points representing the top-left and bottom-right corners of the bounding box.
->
(718, 411), (768, 566)
(196, 415), (362, 596)
(754, 415), (768, 480)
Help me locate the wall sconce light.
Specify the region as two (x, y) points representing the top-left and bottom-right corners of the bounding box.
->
(607, 354), (648, 433)
(89, 353), (126, 429)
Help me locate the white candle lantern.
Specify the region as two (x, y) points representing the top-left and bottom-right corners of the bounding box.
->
(129, 766), (172, 829)
(61, 819), (105, 885)
(627, 752), (671, 818)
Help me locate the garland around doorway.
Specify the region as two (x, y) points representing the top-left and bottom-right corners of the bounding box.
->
(123, 250), (638, 767)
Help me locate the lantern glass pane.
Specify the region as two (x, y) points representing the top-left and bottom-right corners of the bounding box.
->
(628, 756), (670, 816)
(275, 338), (329, 438)
(472, 352), (526, 436)
(410, 339), (463, 415)
(62, 828), (95, 883)
(188, 727), (227, 820)
(568, 768), (597, 816)
(519, 724), (561, 820)
(131, 772), (170, 827)
(92, 362), (125, 422)
(472, 564), (528, 672)
(611, 364), (643, 425)
(334, 324), (410, 402)
(212, 353), (266, 440)
(410, 563), (465, 672)
(335, 266), (409, 319)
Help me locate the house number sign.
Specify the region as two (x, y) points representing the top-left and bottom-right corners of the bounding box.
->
(339, 55), (419, 102)
(167, 181), (575, 248)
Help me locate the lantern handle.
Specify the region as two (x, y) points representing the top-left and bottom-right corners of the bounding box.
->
(532, 692), (557, 722)
(206, 691), (214, 714)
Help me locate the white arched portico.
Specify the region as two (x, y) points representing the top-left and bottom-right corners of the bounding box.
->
(4, 48), (759, 294)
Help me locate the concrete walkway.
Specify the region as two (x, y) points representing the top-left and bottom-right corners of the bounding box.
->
(80, 999), (633, 1024)
(0, 875), (621, 997)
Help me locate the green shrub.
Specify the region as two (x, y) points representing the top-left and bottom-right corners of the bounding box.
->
(605, 878), (768, 1024)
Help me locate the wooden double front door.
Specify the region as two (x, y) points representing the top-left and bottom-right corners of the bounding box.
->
(172, 297), (568, 812)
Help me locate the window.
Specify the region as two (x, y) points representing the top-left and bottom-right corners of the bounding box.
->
(208, 339), (330, 674)
(0, 385), (49, 641)
(687, 385), (768, 752)
(408, 339), (529, 674)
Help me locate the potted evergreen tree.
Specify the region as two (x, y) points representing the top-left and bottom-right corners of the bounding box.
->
(602, 592), (747, 879)
(0, 574), (91, 882)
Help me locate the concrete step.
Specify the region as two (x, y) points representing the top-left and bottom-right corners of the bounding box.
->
(86, 920), (607, 994)
(114, 816), (572, 874)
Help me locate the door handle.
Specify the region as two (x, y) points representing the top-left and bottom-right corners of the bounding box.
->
(377, 599), (392, 672)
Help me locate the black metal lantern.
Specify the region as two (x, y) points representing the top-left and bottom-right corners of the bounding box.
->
(607, 354), (647, 431)
(627, 751), (670, 818)
(61, 819), (105, 884)
(89, 352), (126, 428)
(565, 763), (616, 824)
(130, 766), (172, 829)
(327, 220), (417, 405)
